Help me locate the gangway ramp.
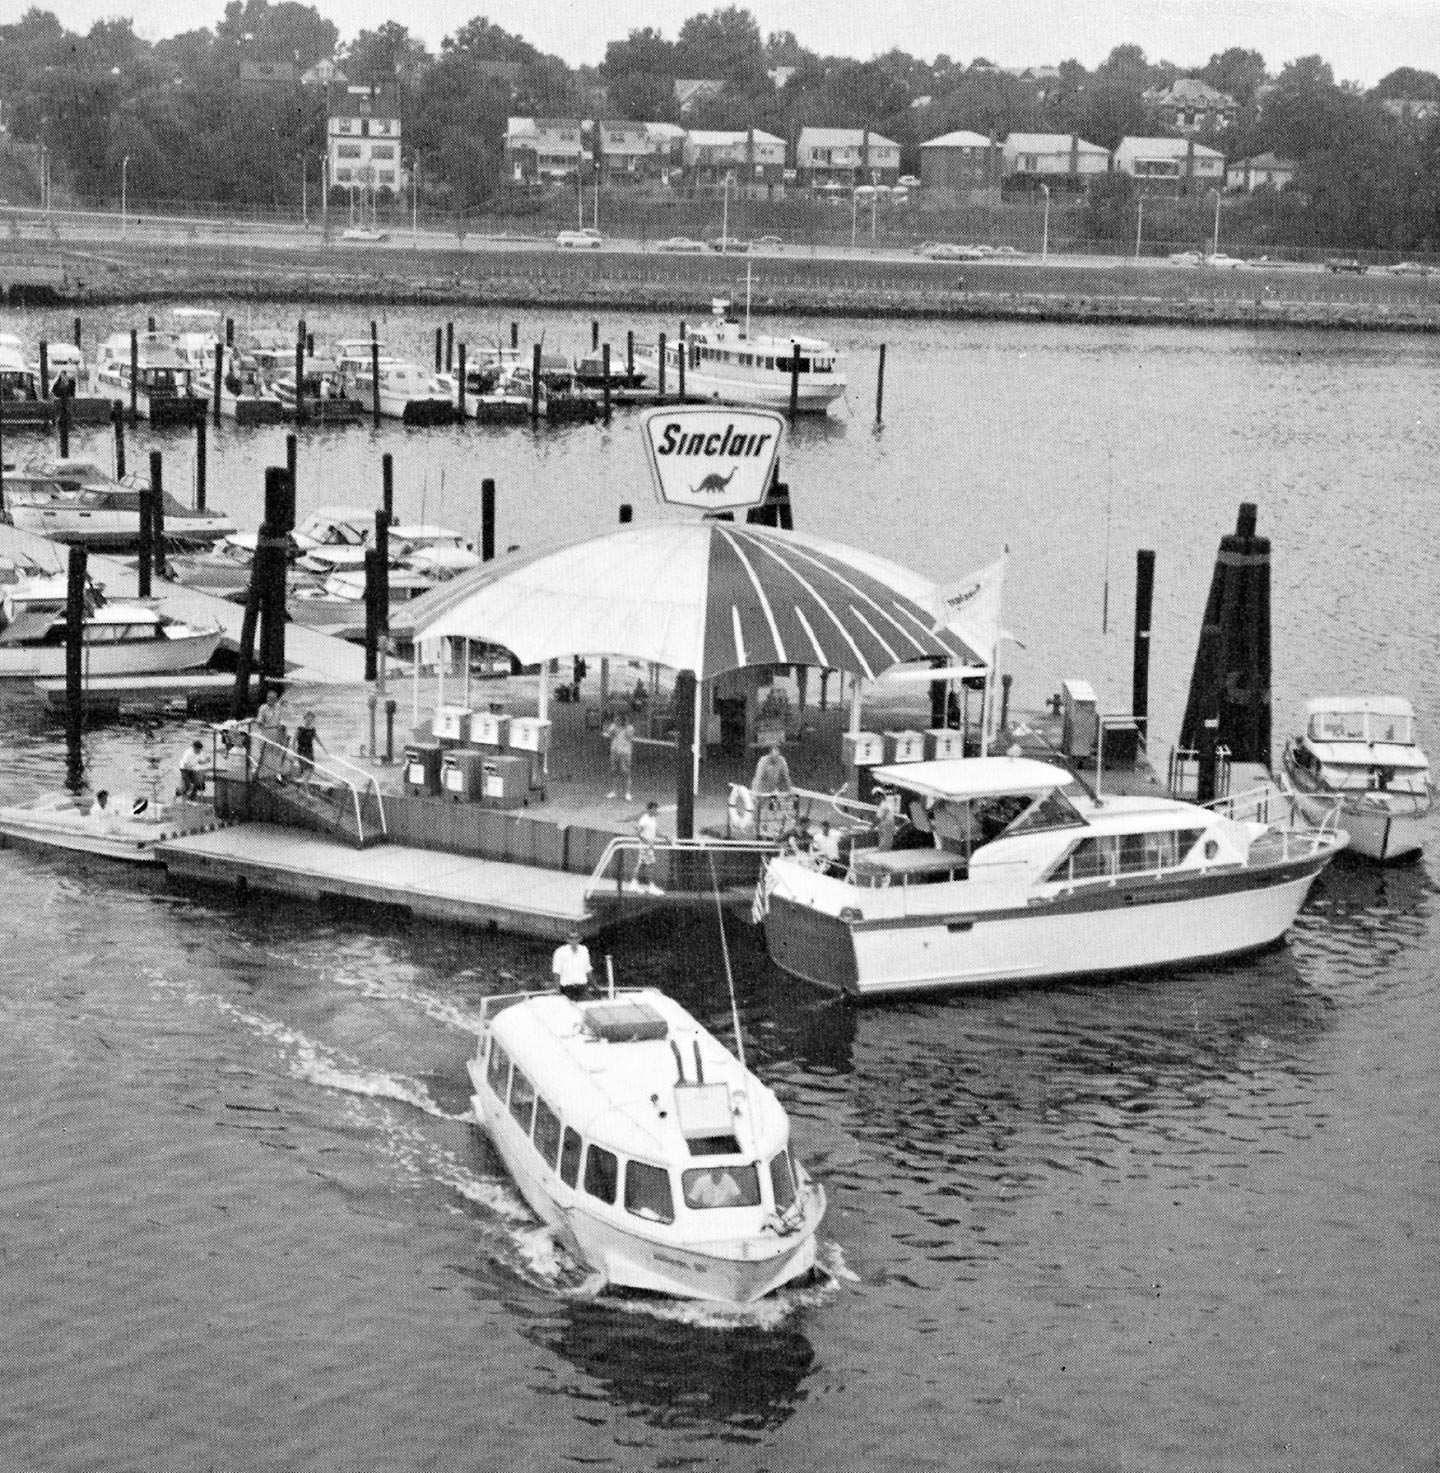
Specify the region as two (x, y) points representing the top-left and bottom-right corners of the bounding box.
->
(0, 521), (367, 684)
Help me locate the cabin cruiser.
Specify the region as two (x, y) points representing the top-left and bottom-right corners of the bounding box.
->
(271, 356), (365, 423)
(469, 987), (826, 1304)
(574, 350), (645, 392)
(0, 335), (49, 423)
(2, 457), (236, 548)
(93, 331), (207, 424)
(638, 299), (846, 414)
(1282, 697), (1431, 861)
(344, 355), (454, 425)
(0, 595), (223, 679)
(30, 341), (87, 397)
(756, 755), (1346, 997)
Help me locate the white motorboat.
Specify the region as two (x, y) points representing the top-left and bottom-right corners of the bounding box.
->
(0, 598), (223, 679)
(336, 342), (453, 425)
(31, 341), (87, 397)
(637, 299), (846, 414)
(271, 357), (365, 423)
(469, 987), (826, 1305)
(93, 331), (207, 424)
(0, 791), (212, 864)
(756, 755), (1346, 998)
(1, 457), (236, 548)
(0, 335), (49, 423)
(1282, 697), (1431, 861)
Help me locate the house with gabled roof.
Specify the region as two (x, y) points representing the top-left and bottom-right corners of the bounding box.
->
(681, 129), (786, 196)
(1142, 78), (1237, 133)
(794, 128), (900, 188)
(1000, 133), (1108, 189)
(1113, 136), (1224, 194)
(919, 130), (1000, 194)
(1225, 152), (1297, 192)
(674, 79), (725, 115)
(504, 117), (586, 184)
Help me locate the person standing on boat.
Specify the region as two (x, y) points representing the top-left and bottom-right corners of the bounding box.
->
(178, 738), (207, 800)
(875, 790), (901, 852)
(633, 801), (664, 894)
(88, 790), (113, 828)
(751, 743), (792, 796)
(552, 929), (593, 996)
(605, 713), (634, 801)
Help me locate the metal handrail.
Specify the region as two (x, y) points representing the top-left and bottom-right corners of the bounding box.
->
(584, 833), (778, 899)
(228, 726), (386, 842)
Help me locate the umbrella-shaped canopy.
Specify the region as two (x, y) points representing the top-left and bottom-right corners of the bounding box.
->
(394, 521), (984, 681)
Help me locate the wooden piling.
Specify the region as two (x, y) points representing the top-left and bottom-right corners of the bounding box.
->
(57, 381), (70, 457)
(233, 557), (262, 719)
(530, 343), (541, 423)
(788, 340), (800, 421)
(111, 400), (126, 479)
(369, 322), (381, 428)
(195, 415), (207, 510)
(456, 343), (467, 421)
(591, 320), (599, 350)
(286, 434), (297, 502)
(225, 318), (234, 348)
(374, 508), (390, 634)
(257, 466), (295, 694)
(294, 320), (307, 425)
(381, 452), (394, 521)
(147, 315), (156, 333)
(137, 477), (153, 597)
(674, 668), (696, 840)
(481, 478), (495, 561)
(73, 317), (82, 349)
(38, 341), (49, 400)
(65, 543), (87, 752)
(657, 332), (667, 400)
(212, 340), (224, 425)
(363, 546), (382, 683)
(875, 343), (886, 424)
(1132, 549), (1155, 745)
(434, 328), (442, 372)
(619, 503), (632, 524)
(510, 322), (518, 350)
(149, 450), (166, 576)
(129, 329), (138, 424)
(602, 343), (611, 422)
(445, 322), (454, 374)
(678, 322), (686, 400)
(626, 330), (634, 377)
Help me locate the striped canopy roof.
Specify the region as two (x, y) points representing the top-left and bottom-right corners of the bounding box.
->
(395, 521), (983, 681)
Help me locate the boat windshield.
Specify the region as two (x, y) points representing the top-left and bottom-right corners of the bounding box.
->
(923, 788), (1074, 854)
(682, 1163), (762, 1210)
(1309, 709), (1413, 744)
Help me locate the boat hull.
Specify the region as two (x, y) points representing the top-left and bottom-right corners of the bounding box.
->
(470, 1063), (822, 1305)
(764, 851), (1337, 997)
(0, 795), (215, 863)
(1284, 757), (1428, 862)
(0, 630), (223, 680)
(640, 361), (844, 413)
(6, 508), (234, 549)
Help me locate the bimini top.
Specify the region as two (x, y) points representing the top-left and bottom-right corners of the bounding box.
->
(1304, 697), (1420, 747)
(1304, 696), (1414, 720)
(869, 755), (1073, 801)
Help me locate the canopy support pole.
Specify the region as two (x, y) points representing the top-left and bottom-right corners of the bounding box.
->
(437, 638), (445, 711)
(600, 657), (609, 718)
(849, 675), (862, 735)
(412, 641), (420, 728)
(691, 676), (703, 796)
(675, 669), (696, 840)
(463, 638), (470, 710)
(538, 665), (549, 775)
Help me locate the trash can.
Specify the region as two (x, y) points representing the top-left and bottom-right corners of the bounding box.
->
(403, 741), (443, 796)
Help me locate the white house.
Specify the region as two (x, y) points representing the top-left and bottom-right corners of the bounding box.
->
(1225, 153), (1297, 192)
(1113, 136), (1225, 193)
(328, 84), (406, 197)
(1001, 133), (1108, 188)
(795, 128), (901, 187)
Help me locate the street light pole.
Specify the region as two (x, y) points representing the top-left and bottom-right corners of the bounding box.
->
(721, 172), (731, 253)
(851, 184), (858, 250)
(412, 152), (419, 245)
(301, 155), (307, 227)
(1040, 182), (1050, 262)
(1211, 189), (1221, 257)
(120, 154), (130, 239)
(1135, 197), (1143, 261)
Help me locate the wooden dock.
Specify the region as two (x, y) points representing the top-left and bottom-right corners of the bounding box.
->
(0, 522), (368, 684)
(156, 823), (601, 939)
(34, 671), (245, 715)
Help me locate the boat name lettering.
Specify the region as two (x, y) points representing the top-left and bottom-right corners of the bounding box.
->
(655, 422), (773, 460)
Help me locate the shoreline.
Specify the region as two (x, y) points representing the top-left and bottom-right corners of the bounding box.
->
(6, 235), (1439, 334)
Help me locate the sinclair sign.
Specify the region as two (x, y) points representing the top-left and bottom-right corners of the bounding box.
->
(642, 407), (785, 512)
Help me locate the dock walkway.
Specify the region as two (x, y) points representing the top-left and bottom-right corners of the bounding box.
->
(0, 521), (367, 683)
(156, 823), (598, 939)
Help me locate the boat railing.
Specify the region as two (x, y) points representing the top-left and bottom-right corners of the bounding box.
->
(1210, 781), (1348, 856)
(217, 726), (387, 844)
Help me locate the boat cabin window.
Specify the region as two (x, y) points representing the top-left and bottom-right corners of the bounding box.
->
(682, 1164), (761, 1210)
(583, 1145), (618, 1205)
(1047, 826), (1209, 882)
(624, 1161), (675, 1224)
(1005, 788), (1086, 837)
(769, 1151), (797, 1213)
(533, 1098), (562, 1170)
(508, 1068), (536, 1135)
(559, 1127), (582, 1188)
(486, 1039), (510, 1096)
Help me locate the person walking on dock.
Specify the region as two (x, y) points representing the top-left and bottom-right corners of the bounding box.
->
(605, 713), (634, 801)
(633, 801), (664, 895)
(552, 928), (593, 997)
(292, 712), (326, 788)
(178, 738), (207, 800)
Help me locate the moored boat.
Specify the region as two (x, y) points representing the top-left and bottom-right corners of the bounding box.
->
(0, 598), (224, 680)
(637, 299), (846, 414)
(93, 331), (207, 425)
(0, 791), (217, 864)
(1282, 697), (1431, 861)
(757, 755), (1346, 997)
(469, 986), (826, 1304)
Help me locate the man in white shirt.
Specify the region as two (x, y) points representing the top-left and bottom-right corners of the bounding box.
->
(633, 801), (664, 895)
(552, 929), (593, 996)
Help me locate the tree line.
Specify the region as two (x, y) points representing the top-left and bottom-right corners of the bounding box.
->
(1, 1), (1437, 250)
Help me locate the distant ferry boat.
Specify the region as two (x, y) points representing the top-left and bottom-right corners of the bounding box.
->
(639, 300), (846, 414)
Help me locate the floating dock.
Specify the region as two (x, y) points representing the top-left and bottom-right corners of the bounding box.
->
(34, 671), (245, 716)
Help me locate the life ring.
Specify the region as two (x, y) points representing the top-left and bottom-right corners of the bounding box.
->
(728, 784), (756, 834)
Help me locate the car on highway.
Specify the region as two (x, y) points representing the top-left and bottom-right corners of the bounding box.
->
(1202, 253), (1250, 269)
(922, 242), (986, 261)
(1168, 250), (1204, 267)
(556, 230), (602, 248)
(341, 227), (388, 243)
(1389, 260), (1434, 276)
(656, 236), (706, 253)
(1324, 257), (1366, 274)
(708, 236), (749, 253)
(753, 235), (784, 247)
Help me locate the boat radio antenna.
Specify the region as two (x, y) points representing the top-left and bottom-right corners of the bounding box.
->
(705, 849), (747, 1073)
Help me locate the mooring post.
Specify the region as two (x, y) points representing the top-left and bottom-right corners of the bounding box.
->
(602, 343), (612, 422)
(678, 321), (686, 400)
(285, 434), (297, 511)
(57, 381), (70, 457)
(129, 328), (139, 424)
(619, 503), (632, 524)
(674, 668), (697, 842)
(212, 340), (224, 425)
(456, 342), (467, 421)
(381, 451), (394, 521)
(591, 319), (599, 351)
(481, 477), (495, 561)
(149, 450), (166, 576)
(137, 475), (153, 598)
(73, 317), (82, 349)
(657, 332), (667, 400)
(789, 340), (800, 421)
(111, 400), (126, 478)
(627, 329), (634, 377)
(39, 340), (49, 401)
(258, 466), (294, 694)
(369, 320), (381, 428)
(434, 328), (442, 372)
(530, 343), (541, 423)
(510, 321), (518, 350)
(294, 319), (307, 425)
(363, 545), (381, 683)
(195, 415), (207, 510)
(65, 543), (87, 757)
(375, 508), (390, 635)
(384, 699), (397, 764)
(875, 343), (886, 425)
(147, 316), (156, 333)
(445, 321), (454, 374)
(1133, 549), (1155, 745)
(232, 568), (262, 719)
(225, 318), (234, 348)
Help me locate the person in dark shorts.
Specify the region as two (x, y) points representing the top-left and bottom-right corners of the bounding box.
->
(293, 711), (325, 786)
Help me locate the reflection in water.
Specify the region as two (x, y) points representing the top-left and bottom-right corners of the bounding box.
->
(528, 1300), (815, 1434)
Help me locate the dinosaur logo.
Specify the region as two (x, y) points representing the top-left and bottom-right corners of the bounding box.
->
(690, 468), (737, 496)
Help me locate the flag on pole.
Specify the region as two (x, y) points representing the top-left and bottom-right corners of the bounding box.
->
(933, 557), (1011, 663)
